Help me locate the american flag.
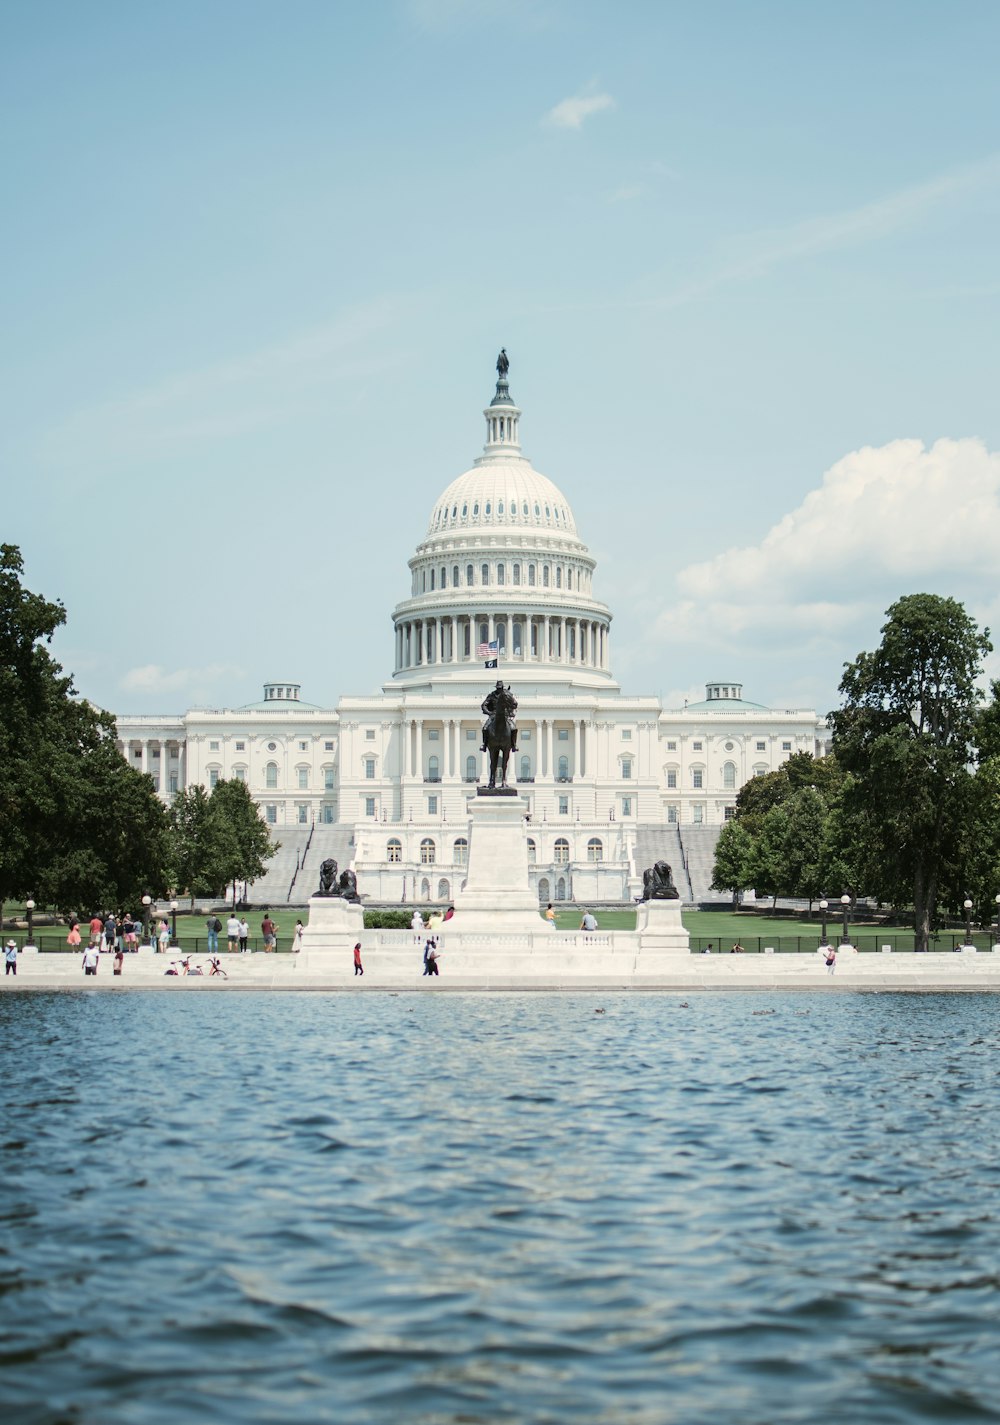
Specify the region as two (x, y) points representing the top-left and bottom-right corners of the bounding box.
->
(478, 639), (499, 667)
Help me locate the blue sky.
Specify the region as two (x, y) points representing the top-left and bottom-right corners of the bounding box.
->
(4, 0), (1000, 717)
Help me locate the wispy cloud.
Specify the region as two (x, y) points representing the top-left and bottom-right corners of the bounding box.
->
(545, 92), (615, 130)
(120, 663), (245, 703)
(658, 153), (1000, 308)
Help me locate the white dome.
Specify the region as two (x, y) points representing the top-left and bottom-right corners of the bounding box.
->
(427, 459), (579, 539)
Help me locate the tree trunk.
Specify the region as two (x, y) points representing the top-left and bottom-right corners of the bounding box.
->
(913, 863), (935, 951)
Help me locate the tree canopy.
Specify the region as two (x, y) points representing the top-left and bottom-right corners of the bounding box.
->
(828, 593), (993, 949)
(170, 778), (277, 903)
(0, 544), (171, 911)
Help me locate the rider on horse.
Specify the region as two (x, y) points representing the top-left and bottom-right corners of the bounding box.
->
(481, 680), (518, 752)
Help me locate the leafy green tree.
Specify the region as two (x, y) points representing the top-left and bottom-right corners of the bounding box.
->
(829, 593), (992, 950)
(170, 785), (237, 900)
(208, 778), (278, 901)
(711, 820), (755, 908)
(0, 544), (171, 912)
(780, 786), (827, 908)
(745, 806), (789, 908)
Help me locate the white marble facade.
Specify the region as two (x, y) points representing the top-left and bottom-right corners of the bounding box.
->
(116, 364), (828, 901)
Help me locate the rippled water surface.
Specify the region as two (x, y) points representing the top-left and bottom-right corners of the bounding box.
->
(3, 991), (1000, 1424)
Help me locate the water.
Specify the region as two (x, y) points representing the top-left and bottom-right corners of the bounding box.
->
(3, 991), (1000, 1425)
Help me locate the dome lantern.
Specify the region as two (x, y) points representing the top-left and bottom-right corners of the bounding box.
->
(483, 348), (521, 456)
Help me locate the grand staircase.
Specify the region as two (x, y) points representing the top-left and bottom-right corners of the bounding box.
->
(632, 823), (722, 904)
(250, 824), (358, 905)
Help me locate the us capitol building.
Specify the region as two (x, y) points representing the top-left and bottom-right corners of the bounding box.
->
(117, 357), (827, 904)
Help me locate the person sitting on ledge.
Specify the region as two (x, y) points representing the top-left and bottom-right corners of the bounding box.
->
(580, 910), (598, 932)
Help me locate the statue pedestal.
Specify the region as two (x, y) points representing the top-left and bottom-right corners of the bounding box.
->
(453, 793), (541, 933)
(301, 896), (364, 960)
(636, 899), (689, 954)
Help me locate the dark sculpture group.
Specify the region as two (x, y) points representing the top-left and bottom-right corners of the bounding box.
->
(317, 858), (360, 902)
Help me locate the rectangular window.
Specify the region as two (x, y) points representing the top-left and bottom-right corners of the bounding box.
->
(322, 805), (334, 823)
(622, 759), (632, 779)
(325, 741), (334, 751)
(692, 741), (703, 751)
(782, 741), (792, 752)
(521, 730), (531, 741)
(365, 759), (376, 779)
(667, 805), (678, 824)
(365, 797), (376, 817)
(234, 768), (246, 782)
(621, 729), (632, 741)
(558, 728), (569, 741)
(235, 742), (245, 752)
(693, 804), (704, 824)
(299, 741), (308, 752)
(558, 796), (569, 815)
(467, 729), (476, 740)
(298, 769), (309, 789)
(209, 769), (220, 788)
(667, 770), (677, 788)
(756, 741), (766, 751)
(266, 805), (277, 824)
(297, 804), (308, 824)
(324, 769), (335, 790)
(428, 729), (440, 741)
(692, 770), (703, 789)
(169, 774), (178, 794)
(621, 796), (632, 817)
(428, 795), (438, 814)
(667, 741), (677, 751)
(365, 729), (376, 741)
(209, 741), (220, 752)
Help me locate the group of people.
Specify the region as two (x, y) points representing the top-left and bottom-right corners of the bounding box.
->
(204, 911), (304, 954)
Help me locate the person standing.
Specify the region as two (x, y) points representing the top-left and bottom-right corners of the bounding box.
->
(206, 914), (221, 954)
(825, 946), (837, 976)
(5, 939), (17, 976)
(157, 918), (170, 954)
(66, 924), (81, 947)
(545, 903), (557, 928)
(411, 909), (424, 932)
(113, 945), (124, 976)
(261, 912), (276, 952)
(291, 920), (304, 953)
(89, 912), (103, 943)
(82, 941), (100, 976)
(226, 913), (241, 952)
(239, 917), (250, 954)
(104, 912), (117, 953)
(353, 942), (364, 976)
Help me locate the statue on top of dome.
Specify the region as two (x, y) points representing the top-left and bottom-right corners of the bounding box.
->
(496, 348), (509, 378)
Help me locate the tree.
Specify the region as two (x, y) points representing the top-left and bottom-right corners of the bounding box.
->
(828, 594), (992, 950)
(170, 785), (237, 900)
(0, 545), (172, 911)
(711, 820), (754, 908)
(207, 779), (278, 900)
(779, 786), (828, 908)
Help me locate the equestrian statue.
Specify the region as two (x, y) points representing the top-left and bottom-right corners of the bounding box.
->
(480, 680), (518, 790)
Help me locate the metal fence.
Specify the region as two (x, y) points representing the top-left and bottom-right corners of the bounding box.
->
(690, 934), (1000, 954)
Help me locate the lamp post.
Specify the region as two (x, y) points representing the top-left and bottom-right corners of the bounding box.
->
(840, 893), (851, 945)
(964, 898), (973, 949)
(25, 898), (35, 948)
(170, 900), (178, 948)
(819, 899), (828, 945)
(142, 894), (152, 947)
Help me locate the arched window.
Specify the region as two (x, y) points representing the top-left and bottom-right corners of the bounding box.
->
(420, 838), (436, 864)
(497, 563), (505, 585)
(513, 563), (521, 585)
(265, 762), (278, 788)
(421, 878), (431, 900)
(481, 563), (490, 585)
(437, 879), (450, 900)
(527, 837), (537, 863)
(542, 566), (550, 587)
(440, 566), (447, 588)
(556, 877), (567, 901)
(465, 754), (478, 781)
(520, 755), (531, 780)
(466, 564), (474, 585)
(528, 564), (536, 586)
(387, 838), (402, 863)
(453, 837), (468, 865)
(723, 761), (737, 789)
(427, 755), (439, 781)
(587, 837), (604, 862)
(537, 875), (549, 902)
(453, 565), (460, 587)
(556, 567), (562, 588)
(512, 621), (523, 656)
(554, 838), (570, 864)
(495, 620), (506, 653)
(557, 755), (569, 780)
(430, 569), (435, 590)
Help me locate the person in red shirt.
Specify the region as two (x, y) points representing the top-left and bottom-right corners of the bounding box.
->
(89, 914), (103, 941)
(353, 942), (363, 976)
(261, 914), (276, 952)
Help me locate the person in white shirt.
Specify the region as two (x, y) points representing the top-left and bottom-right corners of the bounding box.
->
(82, 943), (100, 976)
(226, 915), (240, 952)
(238, 918), (250, 953)
(411, 910), (424, 931)
(580, 911), (598, 932)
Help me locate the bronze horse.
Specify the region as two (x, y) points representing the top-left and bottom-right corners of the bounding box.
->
(483, 684), (516, 789)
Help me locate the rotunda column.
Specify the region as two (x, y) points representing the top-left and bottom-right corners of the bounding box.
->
(573, 720), (581, 777)
(415, 719), (424, 778)
(546, 721), (554, 779)
(140, 741), (149, 775)
(543, 616), (550, 663)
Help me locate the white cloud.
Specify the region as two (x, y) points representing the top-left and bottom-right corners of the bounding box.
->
(120, 663), (245, 703)
(545, 92), (615, 130)
(653, 436), (1000, 664)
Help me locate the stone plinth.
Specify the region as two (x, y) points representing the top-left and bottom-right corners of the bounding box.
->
(301, 895), (364, 959)
(452, 793), (542, 933)
(635, 899), (690, 954)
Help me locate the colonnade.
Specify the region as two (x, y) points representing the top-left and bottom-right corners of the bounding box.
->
(400, 717), (587, 782)
(119, 738), (183, 795)
(394, 613), (609, 674)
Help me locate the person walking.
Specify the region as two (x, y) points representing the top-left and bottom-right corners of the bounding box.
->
(66, 924), (81, 947)
(5, 939), (17, 976)
(825, 946), (837, 975)
(261, 912), (276, 952)
(545, 903), (557, 928)
(422, 937), (440, 976)
(226, 913), (241, 952)
(82, 941), (100, 976)
(353, 942), (364, 976)
(239, 917), (250, 954)
(206, 914), (221, 954)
